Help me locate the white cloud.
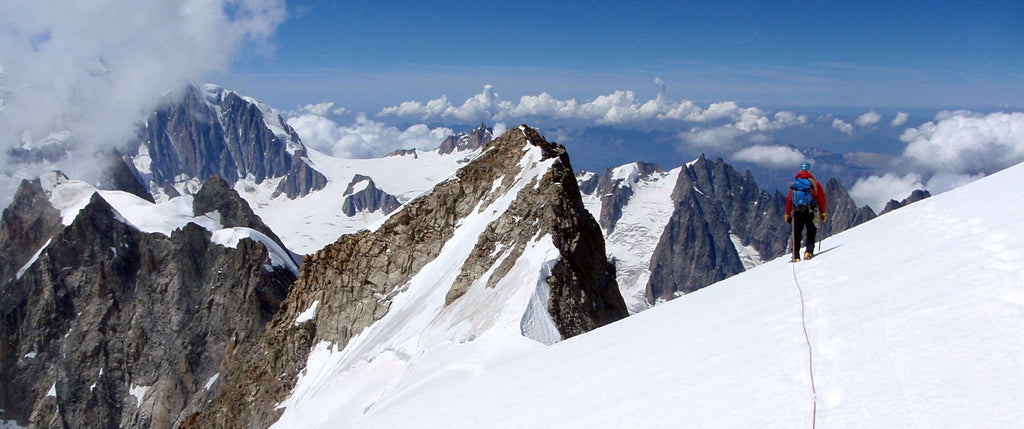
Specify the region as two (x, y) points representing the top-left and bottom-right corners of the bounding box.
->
(731, 145), (806, 169)
(891, 112), (909, 127)
(847, 110), (1024, 211)
(900, 111), (1024, 175)
(849, 173), (925, 213)
(0, 0), (286, 201)
(378, 84), (807, 131)
(680, 125), (747, 148)
(925, 172), (985, 194)
(378, 85), (512, 122)
(856, 111), (882, 127)
(508, 93), (579, 119)
(832, 118), (854, 135)
(679, 109), (807, 149)
(287, 113), (452, 159)
(302, 102), (337, 116)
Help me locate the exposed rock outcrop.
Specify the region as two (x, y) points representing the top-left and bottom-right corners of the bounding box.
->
(192, 175), (292, 259)
(823, 178), (878, 237)
(576, 170), (599, 195)
(0, 178), (63, 283)
(191, 125), (627, 428)
(386, 148), (418, 158)
(644, 155), (874, 302)
(340, 175), (402, 216)
(99, 152), (155, 203)
(437, 123), (492, 154)
(0, 179), (295, 428)
(880, 189), (931, 215)
(130, 84), (327, 199)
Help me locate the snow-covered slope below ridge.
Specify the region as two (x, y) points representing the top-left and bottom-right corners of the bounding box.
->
(313, 161), (1024, 428)
(192, 125), (626, 428)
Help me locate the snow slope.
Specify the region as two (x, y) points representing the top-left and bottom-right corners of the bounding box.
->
(273, 139), (565, 427)
(285, 161), (1024, 428)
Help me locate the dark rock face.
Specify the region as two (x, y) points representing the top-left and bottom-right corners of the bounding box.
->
(0, 178), (63, 284)
(437, 123), (493, 154)
(646, 157), (747, 301)
(576, 170), (599, 195)
(99, 153), (155, 203)
(594, 162), (664, 233)
(192, 175), (292, 259)
(131, 84), (327, 199)
(0, 181), (295, 428)
(273, 144), (329, 199)
(645, 155), (873, 302)
(823, 178), (877, 237)
(880, 189), (931, 215)
(191, 125), (626, 428)
(340, 175), (402, 216)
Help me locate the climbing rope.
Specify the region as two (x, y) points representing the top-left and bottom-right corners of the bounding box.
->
(792, 260), (818, 428)
(791, 220), (819, 428)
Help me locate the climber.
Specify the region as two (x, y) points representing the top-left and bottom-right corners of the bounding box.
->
(785, 161), (827, 261)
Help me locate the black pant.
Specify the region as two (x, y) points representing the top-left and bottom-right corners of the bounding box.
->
(792, 210), (817, 258)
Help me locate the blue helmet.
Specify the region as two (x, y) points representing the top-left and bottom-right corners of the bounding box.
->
(800, 162), (812, 171)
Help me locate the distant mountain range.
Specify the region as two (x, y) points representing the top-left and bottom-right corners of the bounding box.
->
(0, 84), (921, 428)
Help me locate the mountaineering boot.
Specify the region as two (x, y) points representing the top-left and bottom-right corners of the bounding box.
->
(804, 251), (814, 260)
(791, 255), (801, 263)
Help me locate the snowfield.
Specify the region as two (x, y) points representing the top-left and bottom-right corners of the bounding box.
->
(276, 161), (1024, 428)
(236, 146), (478, 255)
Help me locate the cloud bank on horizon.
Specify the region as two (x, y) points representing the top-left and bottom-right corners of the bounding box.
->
(288, 84), (1024, 212)
(850, 110), (1024, 211)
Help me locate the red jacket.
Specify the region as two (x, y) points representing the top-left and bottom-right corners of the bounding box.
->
(786, 171), (826, 216)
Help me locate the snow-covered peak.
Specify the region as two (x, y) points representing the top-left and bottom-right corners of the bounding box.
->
(610, 162), (641, 184)
(199, 82), (299, 152)
(40, 178), (300, 273)
(201, 83), (229, 104)
(576, 170), (596, 182)
(264, 126), (627, 427)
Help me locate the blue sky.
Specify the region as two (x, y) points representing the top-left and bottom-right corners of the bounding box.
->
(223, 0), (1024, 112)
(1, 0), (1022, 209)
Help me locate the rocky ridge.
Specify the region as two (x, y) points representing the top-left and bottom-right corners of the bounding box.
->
(436, 123), (493, 154)
(880, 189), (931, 214)
(579, 155), (877, 305)
(0, 177), (296, 428)
(647, 156), (875, 301)
(190, 125), (627, 428)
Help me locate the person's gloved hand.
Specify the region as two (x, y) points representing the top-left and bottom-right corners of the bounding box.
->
(785, 214), (792, 224)
(820, 212), (827, 223)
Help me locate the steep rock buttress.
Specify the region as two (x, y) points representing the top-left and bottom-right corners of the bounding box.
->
(190, 125), (627, 428)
